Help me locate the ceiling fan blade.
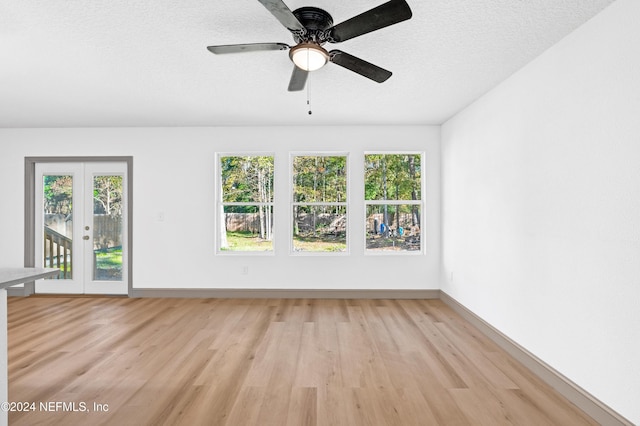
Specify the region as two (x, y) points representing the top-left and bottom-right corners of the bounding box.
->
(288, 66), (309, 91)
(328, 0), (412, 43)
(258, 0), (306, 33)
(329, 50), (392, 83)
(207, 43), (289, 54)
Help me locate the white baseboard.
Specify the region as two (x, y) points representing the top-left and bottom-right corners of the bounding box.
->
(130, 288), (441, 299)
(439, 291), (633, 426)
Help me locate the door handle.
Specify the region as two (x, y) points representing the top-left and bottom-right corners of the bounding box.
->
(83, 235), (90, 240)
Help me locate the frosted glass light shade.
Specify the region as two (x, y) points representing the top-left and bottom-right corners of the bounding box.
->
(290, 43), (329, 71)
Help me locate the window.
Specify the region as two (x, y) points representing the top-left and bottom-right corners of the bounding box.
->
(364, 153), (423, 253)
(217, 155), (274, 253)
(291, 154), (348, 253)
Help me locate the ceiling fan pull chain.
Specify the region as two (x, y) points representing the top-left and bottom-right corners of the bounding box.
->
(307, 52), (312, 115)
(307, 80), (312, 115)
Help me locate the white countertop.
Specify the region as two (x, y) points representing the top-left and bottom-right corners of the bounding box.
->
(0, 268), (60, 289)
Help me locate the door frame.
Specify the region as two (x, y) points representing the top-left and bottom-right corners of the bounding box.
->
(23, 156), (133, 296)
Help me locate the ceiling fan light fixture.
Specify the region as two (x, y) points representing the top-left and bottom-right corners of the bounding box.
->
(290, 43), (329, 71)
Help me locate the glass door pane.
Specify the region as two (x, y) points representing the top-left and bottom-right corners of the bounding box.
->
(43, 175), (74, 279)
(92, 175), (123, 281)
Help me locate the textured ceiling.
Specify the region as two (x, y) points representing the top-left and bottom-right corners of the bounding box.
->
(1, 0), (616, 128)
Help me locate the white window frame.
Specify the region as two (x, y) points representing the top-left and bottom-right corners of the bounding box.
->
(215, 152), (275, 256)
(364, 151), (425, 256)
(289, 152), (350, 256)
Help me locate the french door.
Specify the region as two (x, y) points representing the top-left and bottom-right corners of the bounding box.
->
(35, 162), (128, 295)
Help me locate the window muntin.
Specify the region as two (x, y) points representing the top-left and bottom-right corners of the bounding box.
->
(365, 153), (423, 253)
(218, 155), (274, 253)
(292, 155), (348, 254)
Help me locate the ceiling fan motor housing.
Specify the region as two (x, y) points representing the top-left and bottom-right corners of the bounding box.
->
(292, 7), (334, 44)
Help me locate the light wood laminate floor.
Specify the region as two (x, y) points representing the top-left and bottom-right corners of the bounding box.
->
(7, 296), (596, 425)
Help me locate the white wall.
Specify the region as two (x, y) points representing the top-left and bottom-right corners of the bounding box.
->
(441, 0), (640, 422)
(0, 125), (440, 290)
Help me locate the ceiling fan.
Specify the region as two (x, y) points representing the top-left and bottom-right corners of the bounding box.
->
(207, 0), (413, 91)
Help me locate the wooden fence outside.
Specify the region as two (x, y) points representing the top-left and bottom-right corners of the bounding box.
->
(93, 215), (122, 250)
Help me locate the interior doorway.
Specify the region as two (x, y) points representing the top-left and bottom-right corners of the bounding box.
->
(24, 157), (133, 296)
